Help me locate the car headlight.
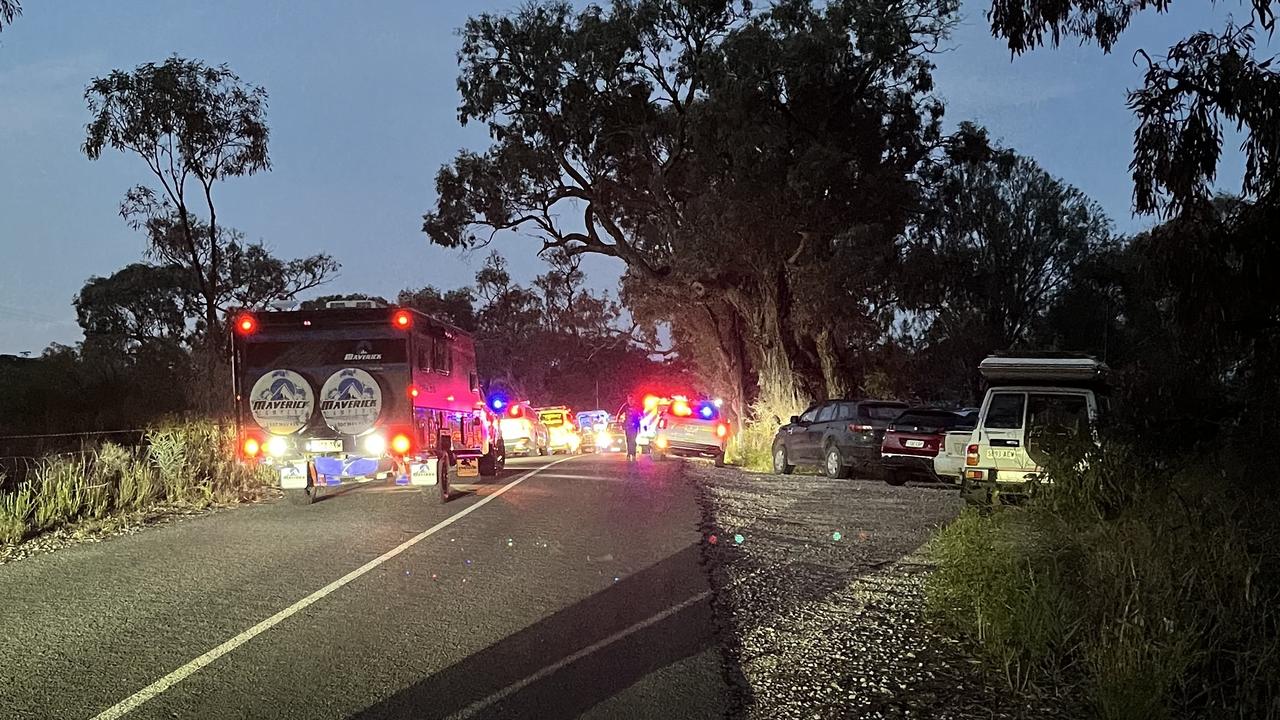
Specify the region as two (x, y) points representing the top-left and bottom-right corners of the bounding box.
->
(266, 435), (289, 457)
(363, 434), (387, 455)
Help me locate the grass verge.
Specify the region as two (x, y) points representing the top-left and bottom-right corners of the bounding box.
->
(0, 420), (273, 547)
(926, 443), (1280, 719)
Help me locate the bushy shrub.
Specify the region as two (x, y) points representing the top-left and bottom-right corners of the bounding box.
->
(928, 444), (1280, 719)
(730, 373), (810, 471)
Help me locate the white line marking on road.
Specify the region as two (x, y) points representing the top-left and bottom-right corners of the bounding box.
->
(456, 589), (713, 718)
(90, 455), (578, 720)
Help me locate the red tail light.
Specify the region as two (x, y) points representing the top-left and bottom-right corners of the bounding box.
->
(965, 443), (980, 467)
(849, 424), (873, 433)
(391, 433), (412, 455)
(716, 423), (728, 438)
(242, 436), (261, 458)
(391, 309), (412, 329)
(408, 385), (420, 399)
(234, 313), (257, 335)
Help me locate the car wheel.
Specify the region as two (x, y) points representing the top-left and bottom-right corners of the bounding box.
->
(479, 447), (499, 476)
(772, 444), (794, 475)
(824, 445), (849, 479)
(885, 471), (907, 487)
(714, 452), (726, 468)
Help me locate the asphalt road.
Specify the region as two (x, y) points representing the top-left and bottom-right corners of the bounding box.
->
(0, 454), (728, 720)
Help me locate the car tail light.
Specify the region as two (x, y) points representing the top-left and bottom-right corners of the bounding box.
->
(391, 309), (412, 329)
(716, 423), (728, 438)
(408, 385), (420, 399)
(242, 436), (261, 458)
(234, 313), (256, 335)
(849, 424), (873, 433)
(391, 433), (412, 455)
(965, 443), (980, 467)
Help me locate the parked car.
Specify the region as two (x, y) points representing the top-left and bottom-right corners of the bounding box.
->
(772, 399), (909, 478)
(961, 355), (1107, 504)
(880, 408), (974, 485)
(934, 409), (979, 485)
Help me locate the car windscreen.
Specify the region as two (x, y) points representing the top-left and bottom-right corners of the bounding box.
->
(890, 411), (961, 432)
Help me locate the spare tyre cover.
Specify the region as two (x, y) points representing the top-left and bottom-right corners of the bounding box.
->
(319, 368), (384, 435)
(248, 369), (315, 435)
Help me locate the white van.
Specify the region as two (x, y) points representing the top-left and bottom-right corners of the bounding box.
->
(960, 356), (1107, 504)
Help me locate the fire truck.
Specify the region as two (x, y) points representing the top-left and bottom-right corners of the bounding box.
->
(231, 302), (503, 505)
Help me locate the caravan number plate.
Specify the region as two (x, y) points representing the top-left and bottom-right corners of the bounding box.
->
(306, 439), (343, 453)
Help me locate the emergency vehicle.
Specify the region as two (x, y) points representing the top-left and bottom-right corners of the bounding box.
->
(651, 396), (730, 466)
(496, 401), (550, 457)
(536, 406), (581, 454)
(232, 303), (503, 505)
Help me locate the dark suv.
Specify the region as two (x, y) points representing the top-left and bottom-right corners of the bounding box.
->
(771, 399), (909, 478)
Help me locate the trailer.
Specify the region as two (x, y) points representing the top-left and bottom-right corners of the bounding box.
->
(231, 304), (503, 505)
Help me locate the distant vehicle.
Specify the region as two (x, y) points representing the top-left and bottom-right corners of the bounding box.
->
(652, 397), (730, 467)
(771, 399), (909, 478)
(961, 355), (1107, 504)
(933, 409), (980, 485)
(232, 305), (503, 506)
(590, 421), (627, 453)
(536, 405), (581, 454)
(880, 409), (974, 485)
(499, 402), (550, 457)
(576, 409), (611, 433)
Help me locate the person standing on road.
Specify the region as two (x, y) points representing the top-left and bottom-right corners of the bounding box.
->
(616, 395), (642, 461)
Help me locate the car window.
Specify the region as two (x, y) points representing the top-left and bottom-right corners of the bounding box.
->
(837, 402), (858, 420)
(816, 404), (839, 423)
(799, 407), (821, 423)
(1027, 393), (1090, 437)
(984, 393), (1025, 429)
(859, 403), (908, 421)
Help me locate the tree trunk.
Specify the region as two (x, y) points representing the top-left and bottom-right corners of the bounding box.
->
(815, 326), (848, 399)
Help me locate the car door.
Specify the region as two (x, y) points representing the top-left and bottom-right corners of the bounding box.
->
(805, 402), (841, 459)
(976, 391), (1029, 478)
(784, 405), (823, 461)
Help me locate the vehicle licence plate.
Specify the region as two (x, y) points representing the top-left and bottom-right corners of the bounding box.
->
(306, 439), (343, 453)
(904, 439), (925, 448)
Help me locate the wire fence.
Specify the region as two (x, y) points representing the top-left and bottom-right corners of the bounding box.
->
(0, 429), (150, 489)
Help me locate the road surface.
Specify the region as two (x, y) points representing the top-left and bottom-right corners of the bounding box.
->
(0, 454), (728, 720)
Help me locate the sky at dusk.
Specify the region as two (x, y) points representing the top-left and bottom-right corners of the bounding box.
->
(0, 0), (1260, 354)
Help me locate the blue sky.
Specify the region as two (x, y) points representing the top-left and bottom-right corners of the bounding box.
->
(0, 0), (1257, 354)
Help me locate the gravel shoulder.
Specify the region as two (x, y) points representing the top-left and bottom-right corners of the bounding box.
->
(688, 464), (1074, 719)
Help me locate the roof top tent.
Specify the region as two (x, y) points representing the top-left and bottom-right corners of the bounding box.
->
(979, 354), (1110, 390)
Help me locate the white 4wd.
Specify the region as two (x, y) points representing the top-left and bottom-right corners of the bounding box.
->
(961, 356), (1106, 504)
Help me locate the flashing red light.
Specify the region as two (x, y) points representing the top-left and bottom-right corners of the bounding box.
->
(716, 423), (729, 438)
(643, 395), (660, 411)
(391, 309), (412, 329)
(234, 313), (257, 335)
(672, 400), (692, 417)
(508, 405), (523, 418)
(242, 437), (261, 458)
(391, 433), (412, 455)
(408, 386), (420, 399)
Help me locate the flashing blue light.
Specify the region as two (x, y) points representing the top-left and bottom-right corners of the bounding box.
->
(488, 395), (508, 412)
(697, 403), (717, 419)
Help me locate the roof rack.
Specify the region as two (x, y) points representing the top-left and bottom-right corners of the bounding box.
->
(979, 355), (1109, 384)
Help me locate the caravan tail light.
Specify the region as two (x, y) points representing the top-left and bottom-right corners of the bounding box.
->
(391, 433), (412, 455)
(391, 309), (413, 329)
(234, 313), (257, 335)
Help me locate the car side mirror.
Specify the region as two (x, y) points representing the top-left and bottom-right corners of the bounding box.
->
(789, 415), (801, 425)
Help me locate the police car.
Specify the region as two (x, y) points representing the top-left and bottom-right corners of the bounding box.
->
(651, 397), (730, 467)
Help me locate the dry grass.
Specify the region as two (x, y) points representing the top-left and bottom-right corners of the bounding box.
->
(0, 421), (273, 547)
